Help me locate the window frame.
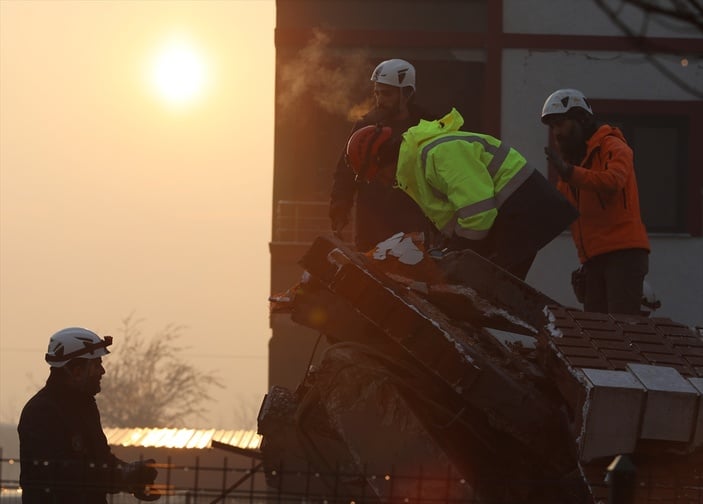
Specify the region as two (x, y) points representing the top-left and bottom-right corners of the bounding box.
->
(587, 99), (702, 237)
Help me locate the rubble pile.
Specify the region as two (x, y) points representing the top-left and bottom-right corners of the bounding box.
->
(259, 234), (703, 503)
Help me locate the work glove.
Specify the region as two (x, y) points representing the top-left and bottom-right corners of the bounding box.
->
(544, 146), (574, 181)
(133, 487), (161, 501)
(329, 202), (350, 238)
(122, 459), (159, 499)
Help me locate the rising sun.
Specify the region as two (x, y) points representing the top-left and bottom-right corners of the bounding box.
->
(148, 36), (209, 107)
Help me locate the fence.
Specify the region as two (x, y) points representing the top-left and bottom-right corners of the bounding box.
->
(2, 455), (702, 504)
(1, 455), (268, 504)
(0, 454), (606, 504)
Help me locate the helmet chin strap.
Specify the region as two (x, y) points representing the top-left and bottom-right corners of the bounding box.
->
(394, 92), (411, 120)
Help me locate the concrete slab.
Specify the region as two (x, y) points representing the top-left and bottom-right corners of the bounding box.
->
(627, 364), (700, 442)
(578, 368), (646, 461)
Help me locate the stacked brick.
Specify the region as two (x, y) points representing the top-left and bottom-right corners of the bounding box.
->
(540, 307), (703, 503)
(542, 307), (703, 376)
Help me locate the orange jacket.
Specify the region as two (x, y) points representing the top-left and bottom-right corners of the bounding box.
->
(557, 125), (650, 263)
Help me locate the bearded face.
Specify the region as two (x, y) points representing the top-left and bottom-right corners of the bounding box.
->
(548, 115), (588, 164)
(66, 358), (105, 396)
(372, 82), (405, 121)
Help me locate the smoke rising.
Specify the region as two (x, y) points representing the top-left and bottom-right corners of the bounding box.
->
(278, 29), (373, 123)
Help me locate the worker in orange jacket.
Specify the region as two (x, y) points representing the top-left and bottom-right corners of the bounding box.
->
(541, 88), (650, 315)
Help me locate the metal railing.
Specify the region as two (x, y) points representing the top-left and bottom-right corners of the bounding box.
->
(0, 456), (548, 503)
(1, 455), (268, 504)
(274, 200), (354, 244)
(2, 455), (702, 503)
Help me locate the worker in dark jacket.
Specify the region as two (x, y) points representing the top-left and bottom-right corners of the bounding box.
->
(541, 88), (650, 314)
(345, 108), (578, 280)
(329, 58), (437, 251)
(18, 327), (159, 503)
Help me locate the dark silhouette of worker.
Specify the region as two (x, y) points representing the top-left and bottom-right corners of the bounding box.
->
(18, 327), (160, 503)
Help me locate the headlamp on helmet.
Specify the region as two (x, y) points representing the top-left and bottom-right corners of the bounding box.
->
(45, 327), (112, 368)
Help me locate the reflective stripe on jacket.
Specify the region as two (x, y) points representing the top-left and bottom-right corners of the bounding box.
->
(396, 108), (533, 239)
(557, 124), (650, 262)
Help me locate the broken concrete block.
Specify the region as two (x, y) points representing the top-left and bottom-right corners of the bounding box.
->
(578, 368), (646, 462)
(626, 364), (700, 442)
(484, 328), (537, 350)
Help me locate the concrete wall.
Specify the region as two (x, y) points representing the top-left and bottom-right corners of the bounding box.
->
(501, 48), (702, 169)
(528, 235), (703, 328)
(504, 0), (700, 38)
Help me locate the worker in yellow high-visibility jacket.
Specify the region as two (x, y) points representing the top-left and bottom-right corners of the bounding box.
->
(345, 108), (578, 279)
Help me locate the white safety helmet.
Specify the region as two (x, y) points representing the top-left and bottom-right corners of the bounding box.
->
(45, 327), (112, 367)
(541, 88), (593, 123)
(640, 280), (661, 316)
(370, 59), (416, 91)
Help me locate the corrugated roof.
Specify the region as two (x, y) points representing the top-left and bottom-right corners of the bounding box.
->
(104, 427), (262, 451)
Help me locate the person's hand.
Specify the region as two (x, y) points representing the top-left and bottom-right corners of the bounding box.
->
(123, 459), (158, 487)
(329, 203), (349, 237)
(133, 487), (161, 501)
(544, 146), (574, 181)
(123, 459), (160, 500)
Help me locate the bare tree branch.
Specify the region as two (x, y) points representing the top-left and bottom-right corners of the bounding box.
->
(594, 0), (703, 99)
(623, 0), (703, 31)
(97, 314), (224, 427)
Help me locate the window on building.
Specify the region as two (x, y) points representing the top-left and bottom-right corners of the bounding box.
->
(591, 100), (702, 236)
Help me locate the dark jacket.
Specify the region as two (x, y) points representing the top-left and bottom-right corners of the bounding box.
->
(330, 103), (437, 251)
(487, 169), (578, 274)
(18, 372), (125, 504)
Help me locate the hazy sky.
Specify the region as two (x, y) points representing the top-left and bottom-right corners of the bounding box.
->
(0, 0), (275, 428)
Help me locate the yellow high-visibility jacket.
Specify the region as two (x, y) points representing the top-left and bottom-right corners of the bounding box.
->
(396, 108), (534, 240)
